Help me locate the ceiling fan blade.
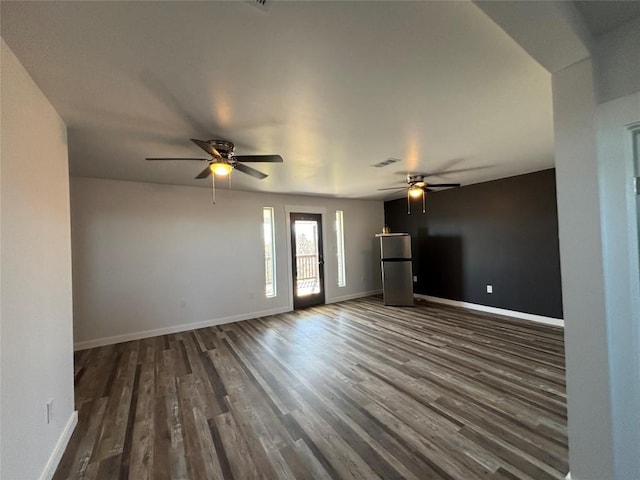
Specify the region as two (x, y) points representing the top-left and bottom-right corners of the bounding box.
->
(428, 183), (461, 187)
(425, 165), (494, 177)
(146, 157), (208, 161)
(234, 154), (283, 163)
(234, 162), (268, 179)
(195, 166), (211, 179)
(378, 187), (407, 191)
(190, 139), (222, 159)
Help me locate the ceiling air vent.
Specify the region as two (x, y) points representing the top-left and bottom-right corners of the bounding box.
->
(372, 158), (401, 168)
(248, 0), (271, 11)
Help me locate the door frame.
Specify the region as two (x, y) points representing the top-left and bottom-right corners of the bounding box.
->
(284, 205), (328, 311)
(290, 212), (326, 309)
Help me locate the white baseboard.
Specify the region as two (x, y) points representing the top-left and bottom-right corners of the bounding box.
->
(39, 410), (78, 480)
(415, 294), (564, 328)
(73, 306), (291, 350)
(74, 290), (385, 350)
(328, 289), (382, 304)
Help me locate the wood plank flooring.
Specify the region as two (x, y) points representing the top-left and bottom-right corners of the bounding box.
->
(55, 296), (568, 479)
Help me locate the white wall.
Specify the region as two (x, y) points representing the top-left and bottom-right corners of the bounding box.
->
(70, 177), (383, 348)
(596, 92), (640, 480)
(553, 50), (640, 480)
(552, 58), (615, 480)
(0, 40), (76, 480)
(570, 18), (640, 479)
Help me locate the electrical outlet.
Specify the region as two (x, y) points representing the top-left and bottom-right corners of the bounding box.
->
(413, 276), (418, 282)
(486, 285), (493, 294)
(46, 399), (53, 424)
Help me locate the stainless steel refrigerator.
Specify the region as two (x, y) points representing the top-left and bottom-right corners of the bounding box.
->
(377, 233), (414, 306)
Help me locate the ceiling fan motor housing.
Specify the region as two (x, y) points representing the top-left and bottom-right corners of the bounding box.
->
(208, 140), (235, 158)
(407, 174), (426, 187)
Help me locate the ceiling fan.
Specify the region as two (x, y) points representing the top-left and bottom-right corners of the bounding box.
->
(147, 138), (283, 179)
(379, 174), (461, 214)
(146, 138), (283, 202)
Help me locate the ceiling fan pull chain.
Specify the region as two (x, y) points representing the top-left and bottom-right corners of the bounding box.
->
(407, 190), (411, 215)
(422, 191), (426, 214)
(211, 175), (216, 204)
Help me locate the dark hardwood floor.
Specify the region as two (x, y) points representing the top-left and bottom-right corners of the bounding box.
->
(54, 296), (568, 479)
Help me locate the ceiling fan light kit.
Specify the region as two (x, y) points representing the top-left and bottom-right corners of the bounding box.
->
(407, 185), (427, 214)
(408, 184), (424, 198)
(210, 162), (233, 176)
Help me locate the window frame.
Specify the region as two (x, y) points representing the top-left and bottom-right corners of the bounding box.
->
(263, 207), (277, 298)
(336, 210), (346, 287)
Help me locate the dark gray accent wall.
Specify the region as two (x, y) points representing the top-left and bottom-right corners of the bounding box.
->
(384, 169), (563, 318)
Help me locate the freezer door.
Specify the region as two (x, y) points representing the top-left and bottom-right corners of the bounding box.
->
(380, 234), (412, 260)
(382, 260), (414, 306)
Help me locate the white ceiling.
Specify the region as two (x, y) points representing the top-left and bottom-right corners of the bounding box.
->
(1, 1), (555, 200)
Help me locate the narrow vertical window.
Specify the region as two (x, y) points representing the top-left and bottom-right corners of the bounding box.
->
(263, 207), (276, 298)
(336, 210), (346, 287)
